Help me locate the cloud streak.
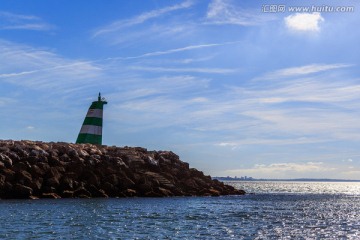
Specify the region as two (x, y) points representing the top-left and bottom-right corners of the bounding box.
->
(225, 162), (337, 178)
(113, 41), (242, 59)
(129, 66), (236, 74)
(0, 11), (53, 31)
(224, 162), (360, 179)
(0, 40), (102, 91)
(260, 63), (353, 79)
(93, 0), (194, 37)
(206, 0), (276, 26)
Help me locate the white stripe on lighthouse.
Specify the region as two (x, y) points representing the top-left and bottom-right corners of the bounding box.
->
(79, 125), (102, 135)
(86, 109), (103, 118)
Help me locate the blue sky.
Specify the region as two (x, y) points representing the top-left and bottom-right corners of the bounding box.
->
(1, 0), (360, 179)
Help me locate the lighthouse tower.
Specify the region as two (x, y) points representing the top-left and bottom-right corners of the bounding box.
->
(76, 93), (107, 145)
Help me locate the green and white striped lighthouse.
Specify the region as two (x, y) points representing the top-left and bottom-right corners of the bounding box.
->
(76, 93), (107, 145)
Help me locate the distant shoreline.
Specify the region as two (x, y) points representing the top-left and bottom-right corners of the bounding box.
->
(214, 177), (360, 182)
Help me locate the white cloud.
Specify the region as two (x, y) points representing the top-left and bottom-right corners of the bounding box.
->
(0, 97), (16, 106)
(224, 162), (360, 179)
(226, 162), (336, 178)
(218, 142), (238, 147)
(217, 137), (328, 147)
(0, 11), (53, 31)
(129, 66), (236, 74)
(262, 63), (352, 79)
(113, 75), (210, 101)
(118, 41), (240, 59)
(206, 0), (276, 26)
(188, 97), (209, 103)
(285, 12), (324, 32)
(198, 63), (360, 146)
(0, 40), (102, 91)
(93, 0), (194, 37)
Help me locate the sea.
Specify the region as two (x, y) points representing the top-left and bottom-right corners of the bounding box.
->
(1, 181), (360, 239)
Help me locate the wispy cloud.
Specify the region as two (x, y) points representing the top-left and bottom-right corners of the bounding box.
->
(225, 162), (336, 178)
(260, 63), (353, 79)
(0, 11), (53, 31)
(26, 126), (35, 130)
(224, 161), (360, 179)
(0, 40), (102, 91)
(103, 22), (196, 46)
(173, 62), (360, 147)
(217, 137), (328, 148)
(0, 39), (237, 94)
(0, 97), (16, 106)
(129, 66), (236, 74)
(110, 41), (241, 59)
(111, 75), (210, 101)
(93, 0), (194, 37)
(206, 0), (276, 26)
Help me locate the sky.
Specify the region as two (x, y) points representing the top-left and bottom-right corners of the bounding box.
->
(1, 0), (360, 179)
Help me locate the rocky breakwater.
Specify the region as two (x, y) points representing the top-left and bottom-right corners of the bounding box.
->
(0, 140), (245, 199)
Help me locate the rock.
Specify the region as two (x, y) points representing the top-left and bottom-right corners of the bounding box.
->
(68, 148), (79, 157)
(123, 188), (137, 197)
(37, 162), (50, 173)
(30, 178), (43, 192)
(78, 149), (89, 158)
(42, 192), (61, 199)
(154, 187), (173, 197)
(59, 153), (70, 162)
(46, 167), (61, 181)
(118, 177), (135, 190)
(209, 188), (221, 197)
(61, 190), (74, 198)
(81, 170), (99, 187)
(0, 153), (13, 168)
(2, 168), (15, 182)
(74, 187), (92, 198)
(104, 174), (119, 186)
(12, 145), (29, 158)
(144, 191), (162, 197)
(16, 170), (33, 186)
(14, 183), (33, 198)
(138, 182), (153, 195)
(88, 185), (108, 198)
(0, 139), (246, 199)
(45, 176), (60, 188)
(59, 176), (74, 190)
(5, 151), (20, 162)
(12, 161), (31, 172)
(102, 182), (116, 196)
(0, 174), (5, 186)
(29, 165), (45, 177)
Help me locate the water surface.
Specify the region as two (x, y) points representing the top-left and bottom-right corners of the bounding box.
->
(1, 181), (359, 239)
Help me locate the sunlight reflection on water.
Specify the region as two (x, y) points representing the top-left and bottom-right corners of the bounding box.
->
(0, 182), (360, 239)
(228, 181), (360, 195)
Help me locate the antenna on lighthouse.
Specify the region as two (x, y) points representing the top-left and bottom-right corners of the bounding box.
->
(76, 93), (107, 145)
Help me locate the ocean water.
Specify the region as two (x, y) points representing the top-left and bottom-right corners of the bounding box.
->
(0, 181), (360, 239)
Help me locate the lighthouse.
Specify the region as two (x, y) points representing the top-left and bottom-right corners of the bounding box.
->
(76, 93), (107, 145)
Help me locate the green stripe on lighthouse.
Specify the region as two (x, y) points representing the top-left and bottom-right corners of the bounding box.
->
(83, 117), (103, 126)
(76, 93), (107, 145)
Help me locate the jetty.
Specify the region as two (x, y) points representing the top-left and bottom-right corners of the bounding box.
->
(0, 140), (245, 199)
